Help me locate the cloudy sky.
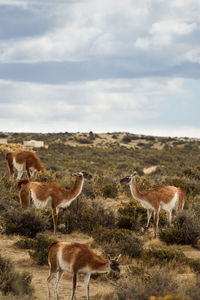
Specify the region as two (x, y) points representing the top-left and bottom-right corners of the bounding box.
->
(0, 0), (200, 137)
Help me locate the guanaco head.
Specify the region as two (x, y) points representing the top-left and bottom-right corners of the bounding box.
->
(108, 254), (121, 273)
(71, 171), (92, 180)
(120, 171), (137, 185)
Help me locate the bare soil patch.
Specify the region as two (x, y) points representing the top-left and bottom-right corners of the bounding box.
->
(143, 166), (158, 174)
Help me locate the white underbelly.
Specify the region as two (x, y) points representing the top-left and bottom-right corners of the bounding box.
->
(138, 199), (154, 210)
(13, 158), (25, 172)
(58, 249), (73, 273)
(57, 198), (75, 209)
(160, 192), (178, 211)
(30, 190), (51, 209)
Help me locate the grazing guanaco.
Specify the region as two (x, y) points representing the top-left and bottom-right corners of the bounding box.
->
(6, 150), (46, 179)
(16, 171), (92, 234)
(47, 241), (120, 300)
(120, 171), (185, 238)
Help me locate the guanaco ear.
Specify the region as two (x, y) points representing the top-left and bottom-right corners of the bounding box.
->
(72, 172), (82, 177)
(132, 171), (137, 177)
(107, 254), (111, 261)
(72, 172), (78, 176)
(115, 254), (121, 262)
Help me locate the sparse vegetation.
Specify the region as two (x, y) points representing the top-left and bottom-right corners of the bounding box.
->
(0, 253), (33, 296)
(160, 210), (200, 246)
(16, 234), (56, 265)
(117, 267), (178, 300)
(1, 131), (200, 299)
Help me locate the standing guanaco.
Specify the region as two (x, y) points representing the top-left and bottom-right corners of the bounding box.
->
(6, 150), (46, 179)
(120, 171), (185, 238)
(17, 171), (92, 234)
(47, 241), (120, 300)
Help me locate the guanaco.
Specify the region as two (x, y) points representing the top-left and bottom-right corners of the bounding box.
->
(47, 241), (120, 300)
(6, 150), (46, 179)
(17, 171), (92, 234)
(120, 171), (185, 238)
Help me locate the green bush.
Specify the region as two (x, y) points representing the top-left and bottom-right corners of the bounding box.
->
(16, 234), (56, 265)
(117, 267), (178, 300)
(92, 226), (132, 244)
(118, 201), (147, 231)
(187, 258), (200, 273)
(1, 208), (49, 238)
(94, 175), (118, 198)
(121, 135), (132, 143)
(185, 275), (200, 299)
(165, 176), (200, 198)
(117, 201), (167, 231)
(92, 226), (143, 258)
(141, 247), (200, 274)
(142, 248), (186, 266)
(0, 253), (33, 296)
(160, 210), (200, 246)
(118, 234), (143, 258)
(62, 198), (116, 234)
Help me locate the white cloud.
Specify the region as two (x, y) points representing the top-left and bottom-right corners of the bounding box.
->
(0, 0), (200, 138)
(0, 77), (186, 133)
(135, 20), (197, 49)
(0, 0), (199, 64)
(181, 47), (200, 63)
(0, 0), (150, 62)
(137, 126), (200, 139)
(0, 0), (28, 7)
(150, 20), (196, 36)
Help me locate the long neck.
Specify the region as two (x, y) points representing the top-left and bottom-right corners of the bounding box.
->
(65, 176), (84, 200)
(90, 256), (109, 273)
(34, 158), (46, 172)
(129, 178), (144, 202)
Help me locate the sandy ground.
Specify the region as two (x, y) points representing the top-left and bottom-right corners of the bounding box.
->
(143, 166), (157, 174)
(0, 232), (116, 300)
(1, 230), (200, 300)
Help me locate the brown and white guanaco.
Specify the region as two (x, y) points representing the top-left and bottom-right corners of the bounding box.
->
(6, 150), (46, 179)
(47, 241), (120, 300)
(16, 171), (92, 234)
(120, 171), (185, 238)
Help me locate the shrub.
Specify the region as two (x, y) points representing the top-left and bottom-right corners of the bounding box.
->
(1, 208), (49, 238)
(141, 247), (200, 274)
(185, 275), (200, 299)
(160, 210), (200, 246)
(141, 248), (186, 266)
(187, 258), (200, 273)
(94, 292), (118, 300)
(117, 267), (178, 300)
(92, 226), (132, 244)
(94, 175), (118, 198)
(92, 226), (143, 258)
(117, 201), (167, 231)
(75, 138), (92, 144)
(150, 295), (191, 300)
(118, 234), (143, 258)
(118, 201), (148, 231)
(16, 234), (56, 265)
(62, 198), (116, 234)
(121, 135), (132, 143)
(164, 176), (200, 198)
(0, 253), (33, 296)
